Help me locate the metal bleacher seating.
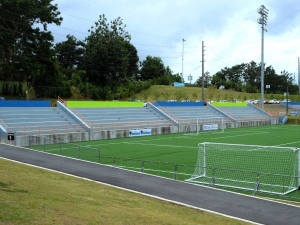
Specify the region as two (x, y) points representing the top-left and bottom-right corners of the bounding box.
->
(156, 106), (227, 121)
(0, 107), (86, 135)
(74, 105), (175, 130)
(217, 105), (271, 121)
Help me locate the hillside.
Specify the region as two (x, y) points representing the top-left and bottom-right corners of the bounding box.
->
(132, 85), (300, 103)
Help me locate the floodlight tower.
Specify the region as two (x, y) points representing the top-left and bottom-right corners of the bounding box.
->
(181, 38), (186, 83)
(257, 5), (268, 110)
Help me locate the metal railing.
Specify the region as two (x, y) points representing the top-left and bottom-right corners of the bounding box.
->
(8, 124), (87, 136)
(28, 135), (101, 163)
(58, 96), (92, 128)
(91, 120), (174, 131)
(0, 118), (8, 132)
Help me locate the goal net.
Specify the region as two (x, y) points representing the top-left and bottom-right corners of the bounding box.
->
(182, 117), (225, 135)
(185, 142), (300, 195)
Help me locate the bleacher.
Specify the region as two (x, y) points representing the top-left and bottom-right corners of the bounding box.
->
(74, 105), (175, 130)
(217, 105), (271, 121)
(0, 107), (87, 135)
(156, 106), (227, 121)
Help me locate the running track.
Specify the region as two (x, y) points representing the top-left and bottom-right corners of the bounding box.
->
(1, 143), (300, 225)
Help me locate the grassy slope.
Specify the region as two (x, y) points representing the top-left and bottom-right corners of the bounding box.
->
(0, 158), (250, 225)
(132, 85), (300, 102)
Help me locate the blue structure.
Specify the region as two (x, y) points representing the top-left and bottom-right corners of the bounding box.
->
(172, 82), (185, 87)
(0, 100), (50, 107)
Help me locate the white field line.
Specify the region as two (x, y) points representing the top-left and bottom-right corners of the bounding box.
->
(121, 142), (197, 149)
(210, 132), (269, 140)
(83, 136), (186, 147)
(275, 141), (300, 147)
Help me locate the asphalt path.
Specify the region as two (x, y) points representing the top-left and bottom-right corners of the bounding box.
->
(1, 143), (300, 225)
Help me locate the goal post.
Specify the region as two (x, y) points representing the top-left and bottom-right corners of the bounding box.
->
(182, 117), (225, 136)
(186, 142), (300, 195)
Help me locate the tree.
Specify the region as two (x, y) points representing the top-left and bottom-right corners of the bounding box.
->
(139, 56), (166, 80)
(243, 61), (260, 93)
(55, 35), (85, 80)
(195, 71), (212, 87)
(0, 0), (63, 86)
(211, 70), (228, 89)
(84, 14), (139, 92)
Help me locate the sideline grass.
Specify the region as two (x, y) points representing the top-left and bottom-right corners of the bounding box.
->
(0, 158), (251, 225)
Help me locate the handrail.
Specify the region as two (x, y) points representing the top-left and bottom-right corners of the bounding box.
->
(57, 96), (66, 105)
(68, 107), (92, 128)
(57, 96), (92, 128)
(152, 101), (180, 122)
(0, 118), (8, 132)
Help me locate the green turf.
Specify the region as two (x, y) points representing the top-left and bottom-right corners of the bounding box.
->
(29, 124), (300, 200)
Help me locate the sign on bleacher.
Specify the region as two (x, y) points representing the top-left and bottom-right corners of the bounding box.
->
(203, 124), (218, 131)
(129, 129), (152, 137)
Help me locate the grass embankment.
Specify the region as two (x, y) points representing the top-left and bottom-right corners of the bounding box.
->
(132, 85), (300, 103)
(0, 158), (251, 225)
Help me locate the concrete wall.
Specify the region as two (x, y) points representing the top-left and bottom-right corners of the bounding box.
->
(14, 126), (179, 146)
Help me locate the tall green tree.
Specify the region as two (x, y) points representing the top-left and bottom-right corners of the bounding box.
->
(55, 35), (85, 80)
(139, 56), (166, 81)
(0, 0), (62, 86)
(84, 14), (139, 90)
(243, 61), (261, 93)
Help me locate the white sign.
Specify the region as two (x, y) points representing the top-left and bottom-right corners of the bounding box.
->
(129, 129), (152, 137)
(203, 124), (218, 131)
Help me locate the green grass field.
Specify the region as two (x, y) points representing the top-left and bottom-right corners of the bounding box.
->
(29, 124), (300, 200)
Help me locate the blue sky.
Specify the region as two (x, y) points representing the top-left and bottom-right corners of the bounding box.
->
(49, 0), (300, 84)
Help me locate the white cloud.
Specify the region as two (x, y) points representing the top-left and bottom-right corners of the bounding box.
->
(50, 0), (300, 84)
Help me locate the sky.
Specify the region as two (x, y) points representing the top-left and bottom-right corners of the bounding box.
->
(49, 0), (300, 84)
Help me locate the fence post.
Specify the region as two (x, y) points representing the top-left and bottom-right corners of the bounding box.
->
(253, 172), (261, 195)
(78, 145), (80, 159)
(141, 161), (145, 172)
(60, 142), (62, 155)
(172, 164), (178, 180)
(43, 137), (45, 152)
(28, 135), (30, 148)
(98, 148), (101, 163)
(209, 168), (216, 187)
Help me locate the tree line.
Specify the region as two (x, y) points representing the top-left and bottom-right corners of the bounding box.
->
(0, 0), (297, 100)
(207, 61), (298, 94)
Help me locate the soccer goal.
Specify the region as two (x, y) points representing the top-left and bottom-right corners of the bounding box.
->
(182, 117), (225, 135)
(185, 142), (300, 195)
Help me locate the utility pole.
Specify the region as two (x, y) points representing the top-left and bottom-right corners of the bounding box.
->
(181, 38), (186, 83)
(201, 41), (205, 101)
(257, 5), (268, 110)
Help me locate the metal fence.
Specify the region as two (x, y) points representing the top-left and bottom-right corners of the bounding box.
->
(28, 135), (101, 163)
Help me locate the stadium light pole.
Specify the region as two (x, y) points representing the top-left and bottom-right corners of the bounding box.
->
(257, 5), (268, 110)
(181, 38), (186, 83)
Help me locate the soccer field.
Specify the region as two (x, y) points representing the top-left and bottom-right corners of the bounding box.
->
(30, 125), (300, 198)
